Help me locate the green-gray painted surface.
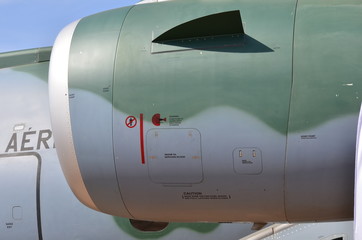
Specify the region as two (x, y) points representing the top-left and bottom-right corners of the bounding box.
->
(0, 47), (52, 69)
(68, 6), (135, 217)
(289, 0), (362, 132)
(69, 6), (133, 104)
(62, 0), (362, 223)
(113, 217), (219, 239)
(114, 0), (296, 134)
(67, 0), (362, 133)
(284, 0), (362, 222)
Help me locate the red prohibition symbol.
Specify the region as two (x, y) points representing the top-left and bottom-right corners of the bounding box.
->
(125, 116), (137, 128)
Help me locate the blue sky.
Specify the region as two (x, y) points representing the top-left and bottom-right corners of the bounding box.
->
(0, 0), (139, 53)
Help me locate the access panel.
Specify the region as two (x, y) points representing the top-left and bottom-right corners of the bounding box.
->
(0, 153), (42, 239)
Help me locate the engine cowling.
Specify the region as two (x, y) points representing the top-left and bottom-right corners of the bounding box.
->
(49, 0), (362, 222)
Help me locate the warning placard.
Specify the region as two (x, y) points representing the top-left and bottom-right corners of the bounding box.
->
(182, 192), (231, 200)
(125, 116), (137, 128)
(169, 115), (183, 126)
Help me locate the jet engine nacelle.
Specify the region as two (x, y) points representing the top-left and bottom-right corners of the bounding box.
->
(49, 0), (362, 222)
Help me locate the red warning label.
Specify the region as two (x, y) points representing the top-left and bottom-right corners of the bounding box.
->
(152, 113), (167, 126)
(125, 116), (137, 128)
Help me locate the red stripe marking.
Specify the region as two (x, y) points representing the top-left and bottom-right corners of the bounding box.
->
(140, 114), (145, 164)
